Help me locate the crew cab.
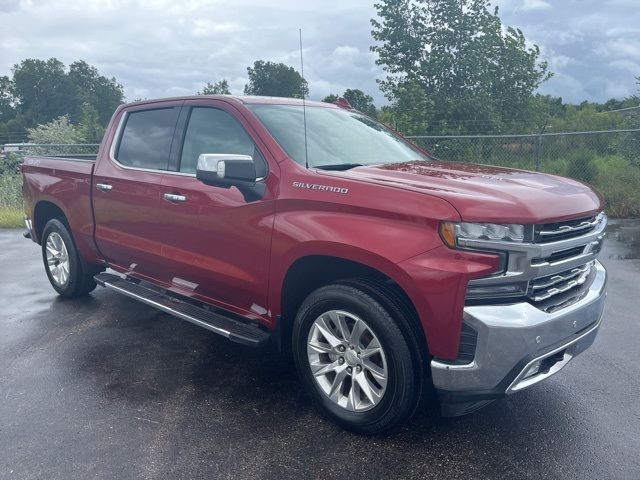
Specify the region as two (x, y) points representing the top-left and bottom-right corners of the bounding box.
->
(21, 95), (607, 434)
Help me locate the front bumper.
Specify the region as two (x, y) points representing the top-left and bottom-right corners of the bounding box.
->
(432, 260), (607, 416)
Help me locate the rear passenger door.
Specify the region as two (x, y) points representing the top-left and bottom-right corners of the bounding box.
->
(158, 100), (276, 317)
(93, 102), (182, 281)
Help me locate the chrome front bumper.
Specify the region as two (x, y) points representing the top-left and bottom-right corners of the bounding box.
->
(432, 261), (607, 414)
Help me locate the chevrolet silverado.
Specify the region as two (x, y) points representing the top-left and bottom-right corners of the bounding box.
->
(21, 95), (607, 434)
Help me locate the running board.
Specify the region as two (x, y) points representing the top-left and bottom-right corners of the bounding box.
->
(94, 272), (270, 347)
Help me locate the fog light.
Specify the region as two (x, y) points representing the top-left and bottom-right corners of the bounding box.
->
(465, 282), (527, 300)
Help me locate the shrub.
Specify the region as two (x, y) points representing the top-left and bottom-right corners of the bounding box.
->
(26, 115), (84, 155)
(0, 173), (22, 209)
(565, 149), (598, 184)
(594, 156), (640, 217)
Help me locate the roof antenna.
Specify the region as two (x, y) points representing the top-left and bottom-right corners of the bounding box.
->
(299, 28), (309, 169)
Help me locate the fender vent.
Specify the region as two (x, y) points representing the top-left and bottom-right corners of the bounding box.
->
(454, 323), (477, 365)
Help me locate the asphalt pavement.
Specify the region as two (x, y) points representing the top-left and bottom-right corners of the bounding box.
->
(1, 220), (639, 479)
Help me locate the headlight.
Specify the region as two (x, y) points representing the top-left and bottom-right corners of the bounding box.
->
(439, 221), (526, 248)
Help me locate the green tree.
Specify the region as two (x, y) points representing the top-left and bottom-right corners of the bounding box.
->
(0, 76), (16, 123)
(322, 90), (377, 116)
(244, 61), (309, 98)
(322, 94), (339, 103)
(376, 81), (433, 134)
(12, 58), (79, 126)
(342, 89), (377, 116)
(8, 58), (123, 130)
(529, 94), (566, 132)
(77, 105), (105, 142)
(68, 60), (124, 126)
(199, 80), (231, 95)
(371, 0), (551, 134)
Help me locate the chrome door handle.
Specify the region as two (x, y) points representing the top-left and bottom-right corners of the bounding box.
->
(163, 193), (187, 203)
(96, 183), (112, 192)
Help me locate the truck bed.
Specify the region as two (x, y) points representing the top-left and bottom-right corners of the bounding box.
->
(21, 155), (99, 263)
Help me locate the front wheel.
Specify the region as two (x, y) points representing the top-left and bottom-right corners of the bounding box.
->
(41, 218), (98, 297)
(292, 282), (424, 434)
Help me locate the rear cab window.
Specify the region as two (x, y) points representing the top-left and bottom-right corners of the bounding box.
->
(115, 107), (180, 170)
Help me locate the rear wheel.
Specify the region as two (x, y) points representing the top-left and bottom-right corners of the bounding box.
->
(41, 219), (99, 297)
(293, 282), (424, 434)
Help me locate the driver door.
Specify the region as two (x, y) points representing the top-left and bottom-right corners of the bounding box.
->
(158, 100), (276, 317)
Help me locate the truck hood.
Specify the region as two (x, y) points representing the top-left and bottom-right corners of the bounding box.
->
(344, 160), (603, 224)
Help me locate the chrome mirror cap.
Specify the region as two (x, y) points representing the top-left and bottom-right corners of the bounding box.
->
(196, 154), (253, 179)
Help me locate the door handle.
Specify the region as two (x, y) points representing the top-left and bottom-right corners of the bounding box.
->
(96, 183), (112, 192)
(163, 193), (187, 203)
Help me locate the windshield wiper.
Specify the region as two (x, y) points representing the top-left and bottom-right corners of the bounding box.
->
(314, 163), (364, 171)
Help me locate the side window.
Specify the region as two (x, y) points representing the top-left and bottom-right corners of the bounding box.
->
(179, 107), (264, 174)
(115, 107), (179, 170)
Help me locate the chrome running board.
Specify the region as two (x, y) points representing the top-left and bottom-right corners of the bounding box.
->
(94, 272), (270, 347)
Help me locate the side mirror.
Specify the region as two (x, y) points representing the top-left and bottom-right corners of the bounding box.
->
(196, 154), (266, 202)
(196, 154), (256, 184)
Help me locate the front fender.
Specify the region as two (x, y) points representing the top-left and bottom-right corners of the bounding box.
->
(268, 201), (500, 358)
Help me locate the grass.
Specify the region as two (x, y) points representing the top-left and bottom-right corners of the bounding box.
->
(0, 174), (24, 227)
(0, 206), (24, 228)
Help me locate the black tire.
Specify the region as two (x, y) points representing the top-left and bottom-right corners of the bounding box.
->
(292, 282), (425, 435)
(41, 218), (98, 297)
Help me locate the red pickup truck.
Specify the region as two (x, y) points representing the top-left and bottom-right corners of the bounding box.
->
(21, 95), (607, 434)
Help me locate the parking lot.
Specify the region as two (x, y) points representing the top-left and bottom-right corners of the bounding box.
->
(1, 220), (639, 480)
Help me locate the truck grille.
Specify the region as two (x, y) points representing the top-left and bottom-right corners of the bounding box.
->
(528, 261), (594, 303)
(534, 215), (599, 243)
(464, 212), (606, 313)
(528, 265), (596, 313)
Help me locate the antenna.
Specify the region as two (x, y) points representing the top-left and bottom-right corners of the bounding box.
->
(299, 28), (309, 169)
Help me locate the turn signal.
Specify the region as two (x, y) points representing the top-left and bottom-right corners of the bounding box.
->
(439, 222), (457, 248)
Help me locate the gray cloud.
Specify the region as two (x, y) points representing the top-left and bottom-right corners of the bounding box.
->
(496, 0), (640, 101)
(0, 0), (20, 13)
(517, 0), (552, 12)
(0, 0), (638, 105)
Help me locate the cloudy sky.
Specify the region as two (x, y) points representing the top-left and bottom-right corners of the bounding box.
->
(1, 0), (638, 104)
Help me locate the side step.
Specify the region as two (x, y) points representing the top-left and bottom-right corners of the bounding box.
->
(94, 272), (270, 347)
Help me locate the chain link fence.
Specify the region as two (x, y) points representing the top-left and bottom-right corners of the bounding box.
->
(0, 144), (100, 224)
(408, 129), (640, 217)
(1, 133), (640, 218)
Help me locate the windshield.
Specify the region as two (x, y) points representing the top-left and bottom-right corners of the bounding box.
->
(248, 105), (430, 168)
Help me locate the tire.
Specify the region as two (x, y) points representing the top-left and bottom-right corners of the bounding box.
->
(41, 218), (98, 297)
(292, 282), (424, 435)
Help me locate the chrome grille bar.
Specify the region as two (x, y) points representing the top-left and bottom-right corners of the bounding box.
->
(537, 218), (599, 238)
(531, 262), (593, 291)
(529, 262), (594, 302)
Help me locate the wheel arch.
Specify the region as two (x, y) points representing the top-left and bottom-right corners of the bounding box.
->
(33, 200), (69, 244)
(275, 253), (429, 359)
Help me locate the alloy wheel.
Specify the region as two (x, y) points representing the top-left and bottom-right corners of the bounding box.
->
(45, 232), (70, 287)
(307, 310), (388, 412)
